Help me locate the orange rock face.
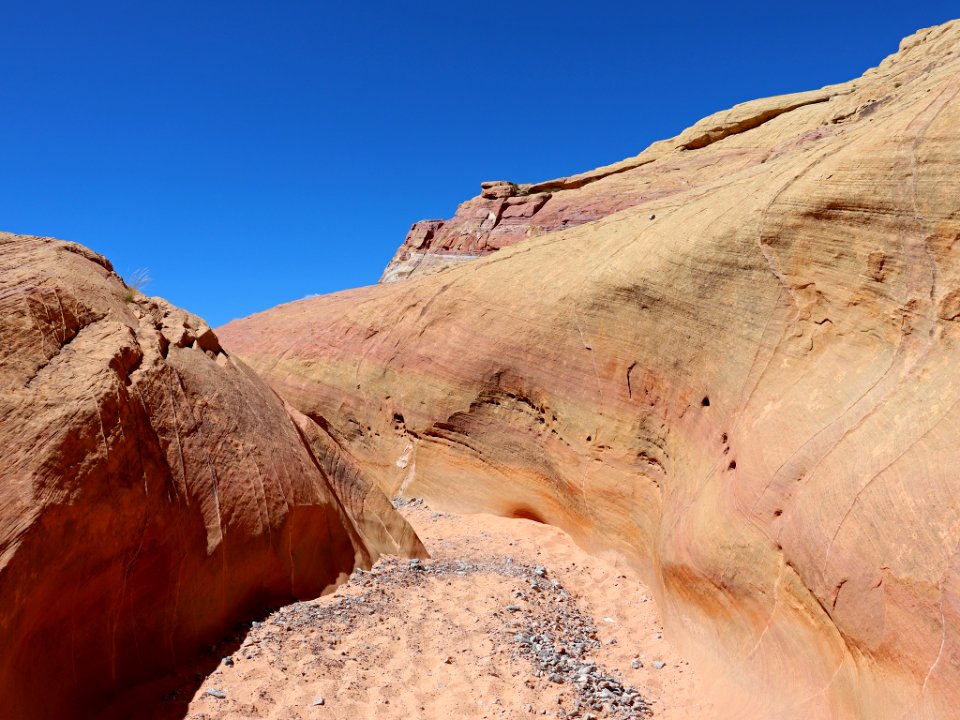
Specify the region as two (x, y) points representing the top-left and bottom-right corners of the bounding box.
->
(0, 234), (424, 718)
(220, 20), (960, 720)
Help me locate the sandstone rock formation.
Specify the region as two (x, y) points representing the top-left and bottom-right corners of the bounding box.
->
(0, 233), (424, 718)
(221, 20), (960, 719)
(380, 30), (952, 288)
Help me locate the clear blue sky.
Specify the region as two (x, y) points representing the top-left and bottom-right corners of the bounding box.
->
(3, 2), (956, 326)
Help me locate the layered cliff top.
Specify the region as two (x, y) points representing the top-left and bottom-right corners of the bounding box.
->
(381, 20), (960, 283)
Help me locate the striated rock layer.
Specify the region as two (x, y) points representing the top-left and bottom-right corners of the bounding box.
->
(381, 28), (946, 287)
(0, 234), (424, 719)
(222, 21), (960, 720)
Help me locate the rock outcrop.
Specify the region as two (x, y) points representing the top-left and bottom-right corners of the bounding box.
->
(222, 20), (960, 720)
(380, 90), (851, 285)
(0, 234), (424, 718)
(378, 56), (906, 285)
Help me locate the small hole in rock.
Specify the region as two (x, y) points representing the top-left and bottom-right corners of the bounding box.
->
(721, 432), (728, 443)
(729, 460), (737, 470)
(510, 508), (546, 524)
(701, 396), (710, 407)
(586, 435), (592, 442)
(774, 509), (783, 517)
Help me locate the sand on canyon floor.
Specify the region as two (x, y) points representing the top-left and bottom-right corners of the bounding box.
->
(107, 501), (709, 720)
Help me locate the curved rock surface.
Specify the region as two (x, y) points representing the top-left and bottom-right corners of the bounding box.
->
(0, 234), (424, 718)
(221, 20), (960, 720)
(380, 28), (944, 287)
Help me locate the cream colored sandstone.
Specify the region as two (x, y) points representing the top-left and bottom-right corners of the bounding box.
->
(220, 21), (960, 719)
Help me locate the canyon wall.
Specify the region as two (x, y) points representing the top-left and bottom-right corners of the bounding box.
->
(220, 21), (960, 720)
(0, 234), (424, 718)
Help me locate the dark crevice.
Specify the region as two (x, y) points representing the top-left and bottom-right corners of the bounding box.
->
(509, 507), (546, 524)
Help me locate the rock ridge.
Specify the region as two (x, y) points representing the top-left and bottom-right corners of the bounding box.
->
(380, 21), (954, 285)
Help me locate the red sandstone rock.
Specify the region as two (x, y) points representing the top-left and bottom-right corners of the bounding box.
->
(221, 20), (960, 720)
(502, 192), (551, 219)
(405, 219), (445, 250)
(0, 234), (424, 718)
(480, 180), (518, 199)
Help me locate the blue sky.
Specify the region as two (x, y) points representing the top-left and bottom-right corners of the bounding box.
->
(3, 1), (956, 326)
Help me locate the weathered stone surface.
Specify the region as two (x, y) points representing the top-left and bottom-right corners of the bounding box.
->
(0, 233), (424, 718)
(405, 219), (445, 250)
(222, 20), (960, 720)
(378, 26), (956, 287)
(480, 180), (519, 200)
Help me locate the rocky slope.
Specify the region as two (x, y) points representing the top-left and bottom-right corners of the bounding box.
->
(381, 85), (849, 283)
(0, 234), (424, 718)
(220, 20), (960, 719)
(381, 28), (952, 287)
